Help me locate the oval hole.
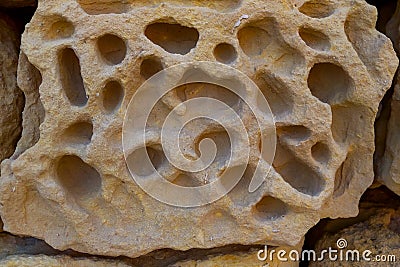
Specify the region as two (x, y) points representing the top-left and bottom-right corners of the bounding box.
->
(97, 34), (127, 65)
(140, 56), (164, 80)
(145, 22), (199, 55)
(214, 43), (237, 64)
(57, 155), (102, 200)
(62, 121), (93, 145)
(299, 27), (330, 51)
(102, 80), (124, 113)
(253, 196), (288, 221)
(59, 48), (88, 107)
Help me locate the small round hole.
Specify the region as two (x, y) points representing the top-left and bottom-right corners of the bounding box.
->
(62, 121), (93, 145)
(311, 142), (331, 163)
(126, 146), (165, 177)
(97, 34), (127, 65)
(213, 43), (237, 64)
(140, 56), (164, 80)
(48, 19), (74, 39)
(253, 196), (288, 221)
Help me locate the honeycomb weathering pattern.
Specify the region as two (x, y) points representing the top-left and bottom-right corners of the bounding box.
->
(0, 0), (397, 257)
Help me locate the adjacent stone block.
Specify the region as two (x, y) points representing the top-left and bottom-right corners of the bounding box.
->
(310, 207), (400, 267)
(377, 76), (400, 195)
(0, 0), (396, 257)
(0, 1), (36, 8)
(0, 255), (130, 267)
(0, 15), (23, 163)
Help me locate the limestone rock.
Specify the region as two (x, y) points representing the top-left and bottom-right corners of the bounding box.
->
(310, 208), (400, 267)
(172, 247), (299, 267)
(0, 15), (23, 163)
(377, 72), (400, 195)
(0, 255), (130, 267)
(0, 0), (397, 258)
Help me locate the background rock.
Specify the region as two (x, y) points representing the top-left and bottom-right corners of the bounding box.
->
(0, 14), (23, 163)
(0, 0), (396, 258)
(310, 207), (400, 266)
(0, 255), (130, 267)
(0, 1), (36, 8)
(377, 75), (400, 195)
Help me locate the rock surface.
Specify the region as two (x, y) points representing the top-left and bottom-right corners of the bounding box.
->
(0, 0), (397, 258)
(0, 255), (130, 267)
(310, 207), (400, 267)
(0, 15), (23, 163)
(377, 75), (400, 195)
(172, 246), (300, 267)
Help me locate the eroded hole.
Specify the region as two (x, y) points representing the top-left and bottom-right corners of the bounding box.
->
(307, 63), (353, 104)
(256, 74), (294, 118)
(334, 152), (355, 197)
(274, 144), (325, 196)
(238, 26), (269, 57)
(311, 142), (330, 163)
(62, 121), (93, 145)
(277, 125), (311, 142)
(47, 19), (74, 39)
(176, 82), (240, 109)
(102, 80), (124, 114)
(214, 43), (237, 64)
(253, 196), (288, 221)
(172, 174), (202, 187)
(140, 56), (164, 80)
(145, 22), (199, 55)
(299, 0), (336, 18)
(126, 146), (165, 177)
(56, 155), (102, 199)
(59, 48), (88, 107)
(97, 34), (127, 65)
(299, 27), (330, 51)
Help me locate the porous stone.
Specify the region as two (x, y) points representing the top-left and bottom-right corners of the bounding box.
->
(0, 15), (23, 163)
(0, 0), (397, 258)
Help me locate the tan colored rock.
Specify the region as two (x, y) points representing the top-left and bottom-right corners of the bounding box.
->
(0, 15), (23, 163)
(172, 247), (300, 267)
(310, 207), (400, 267)
(377, 72), (400, 196)
(0, 0), (396, 258)
(0, 255), (130, 267)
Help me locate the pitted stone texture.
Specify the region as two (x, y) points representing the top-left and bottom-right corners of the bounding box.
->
(0, 15), (23, 163)
(377, 76), (400, 195)
(0, 0), (396, 257)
